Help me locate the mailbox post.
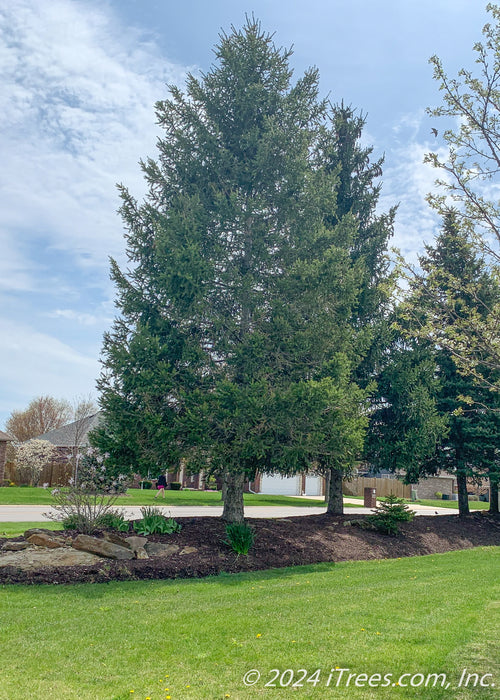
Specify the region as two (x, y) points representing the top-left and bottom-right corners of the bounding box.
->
(364, 487), (377, 508)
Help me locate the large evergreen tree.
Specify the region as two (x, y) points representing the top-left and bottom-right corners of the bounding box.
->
(96, 20), (367, 521)
(416, 212), (500, 515)
(366, 332), (447, 485)
(317, 105), (396, 513)
(398, 212), (500, 515)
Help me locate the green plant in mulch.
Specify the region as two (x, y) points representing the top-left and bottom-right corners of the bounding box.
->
(95, 511), (130, 532)
(133, 506), (182, 535)
(366, 493), (415, 535)
(62, 513), (91, 531)
(223, 521), (255, 555)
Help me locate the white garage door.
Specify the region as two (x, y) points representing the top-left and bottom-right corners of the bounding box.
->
(259, 473), (301, 496)
(304, 475), (323, 496)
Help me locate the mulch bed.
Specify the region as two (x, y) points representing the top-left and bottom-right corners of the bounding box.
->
(0, 512), (499, 585)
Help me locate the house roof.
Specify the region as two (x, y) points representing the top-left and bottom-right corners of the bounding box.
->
(0, 430), (14, 442)
(35, 412), (102, 447)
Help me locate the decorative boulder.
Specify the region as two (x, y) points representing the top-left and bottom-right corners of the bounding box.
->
(27, 532), (66, 549)
(144, 542), (180, 557)
(72, 534), (135, 560)
(1, 541), (30, 552)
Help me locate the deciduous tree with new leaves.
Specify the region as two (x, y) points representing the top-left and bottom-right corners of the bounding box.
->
(5, 396), (72, 443)
(424, 3), (500, 384)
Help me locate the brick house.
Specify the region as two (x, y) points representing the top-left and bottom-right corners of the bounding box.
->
(33, 413), (102, 486)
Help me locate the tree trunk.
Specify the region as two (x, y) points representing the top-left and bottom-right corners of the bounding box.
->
(324, 469), (330, 504)
(0, 442), (6, 485)
(456, 470), (470, 516)
(326, 468), (344, 515)
(221, 471), (245, 523)
(489, 475), (499, 515)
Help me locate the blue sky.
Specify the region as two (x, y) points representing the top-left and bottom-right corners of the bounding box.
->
(0, 0), (492, 429)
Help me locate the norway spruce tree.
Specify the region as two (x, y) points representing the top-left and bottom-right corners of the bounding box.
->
(96, 20), (367, 522)
(365, 327), (447, 485)
(416, 212), (500, 515)
(400, 212), (500, 515)
(318, 105), (396, 513)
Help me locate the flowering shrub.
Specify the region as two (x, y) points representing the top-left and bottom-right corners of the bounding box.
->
(47, 447), (129, 534)
(77, 447), (129, 495)
(15, 439), (58, 486)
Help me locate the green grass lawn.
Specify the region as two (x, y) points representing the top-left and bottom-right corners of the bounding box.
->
(414, 499), (489, 510)
(0, 521), (63, 537)
(0, 487), (354, 508)
(0, 548), (498, 699)
(347, 494), (490, 510)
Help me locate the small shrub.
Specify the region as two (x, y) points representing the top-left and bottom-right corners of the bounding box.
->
(62, 513), (91, 531)
(133, 507), (182, 535)
(47, 447), (129, 534)
(169, 482), (182, 490)
(468, 494), (479, 502)
(434, 492), (443, 499)
(139, 480), (153, 489)
(205, 476), (218, 490)
(223, 522), (255, 555)
(366, 493), (415, 535)
(96, 511), (130, 532)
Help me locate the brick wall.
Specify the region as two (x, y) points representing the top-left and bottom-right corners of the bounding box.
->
(415, 475), (456, 499)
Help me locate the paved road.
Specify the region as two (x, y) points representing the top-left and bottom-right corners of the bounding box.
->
(0, 502), (455, 522)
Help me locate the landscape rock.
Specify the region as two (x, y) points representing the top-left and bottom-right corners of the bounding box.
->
(1, 541), (30, 552)
(0, 547), (102, 571)
(103, 533), (149, 559)
(144, 542), (179, 557)
(24, 528), (58, 539)
(124, 536), (148, 552)
(27, 532), (66, 548)
(72, 534), (135, 560)
(103, 532), (133, 549)
(134, 547), (149, 560)
(180, 546), (198, 555)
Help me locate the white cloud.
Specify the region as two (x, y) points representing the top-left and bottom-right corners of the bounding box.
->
(0, 239), (37, 292)
(0, 0), (191, 427)
(0, 0), (190, 272)
(382, 129), (450, 265)
(45, 305), (113, 326)
(0, 318), (99, 419)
